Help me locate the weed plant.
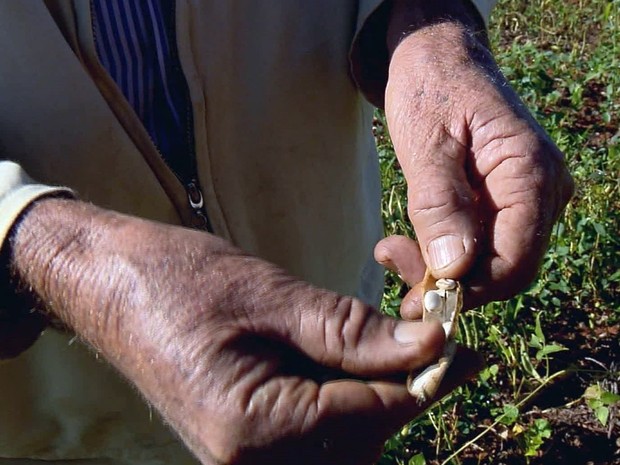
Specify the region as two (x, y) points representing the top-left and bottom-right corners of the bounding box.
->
(377, 0), (619, 463)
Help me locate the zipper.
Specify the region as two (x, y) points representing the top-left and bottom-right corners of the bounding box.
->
(164, 0), (213, 232)
(89, 0), (213, 232)
(186, 178), (212, 231)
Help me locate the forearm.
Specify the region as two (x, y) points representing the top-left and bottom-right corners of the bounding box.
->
(9, 198), (113, 336)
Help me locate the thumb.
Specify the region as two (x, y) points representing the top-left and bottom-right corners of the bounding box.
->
(259, 286), (446, 377)
(406, 135), (480, 278)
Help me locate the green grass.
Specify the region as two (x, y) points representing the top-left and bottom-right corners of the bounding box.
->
(377, 1), (619, 463)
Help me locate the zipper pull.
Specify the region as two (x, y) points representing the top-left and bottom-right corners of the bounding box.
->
(186, 179), (211, 231)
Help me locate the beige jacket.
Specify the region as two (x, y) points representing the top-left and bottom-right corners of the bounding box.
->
(0, 1), (495, 463)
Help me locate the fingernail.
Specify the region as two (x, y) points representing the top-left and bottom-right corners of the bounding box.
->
(394, 321), (425, 345)
(427, 235), (465, 271)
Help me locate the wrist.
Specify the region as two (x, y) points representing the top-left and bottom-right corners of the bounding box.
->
(387, 0), (488, 55)
(388, 21), (496, 84)
(10, 198), (97, 317)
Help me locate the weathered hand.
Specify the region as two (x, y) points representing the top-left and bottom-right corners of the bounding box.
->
(10, 199), (481, 465)
(376, 10), (573, 318)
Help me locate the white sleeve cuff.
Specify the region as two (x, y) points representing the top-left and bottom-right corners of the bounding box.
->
(0, 161), (74, 247)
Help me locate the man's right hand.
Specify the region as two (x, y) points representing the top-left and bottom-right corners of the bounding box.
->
(8, 198), (481, 465)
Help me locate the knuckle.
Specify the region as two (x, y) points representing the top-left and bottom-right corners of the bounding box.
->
(319, 294), (349, 364)
(326, 296), (376, 369)
(408, 182), (470, 217)
(336, 296), (365, 348)
(407, 184), (477, 241)
(526, 138), (575, 221)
